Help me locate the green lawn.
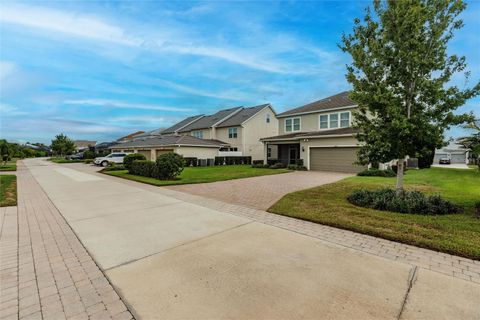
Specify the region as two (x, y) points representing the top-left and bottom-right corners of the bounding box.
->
(0, 175), (17, 207)
(0, 159), (17, 171)
(48, 157), (85, 163)
(269, 167), (480, 260)
(104, 165), (290, 186)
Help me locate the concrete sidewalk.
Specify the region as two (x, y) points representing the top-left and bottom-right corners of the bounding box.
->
(22, 159), (480, 319)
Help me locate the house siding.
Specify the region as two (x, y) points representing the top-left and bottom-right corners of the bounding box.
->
(216, 126), (243, 151)
(174, 146), (219, 159)
(242, 106), (279, 160)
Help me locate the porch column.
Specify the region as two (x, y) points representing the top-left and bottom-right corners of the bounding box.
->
(263, 142), (268, 165)
(151, 148), (157, 161)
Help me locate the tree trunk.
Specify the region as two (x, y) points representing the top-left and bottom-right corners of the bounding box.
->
(396, 159), (405, 195)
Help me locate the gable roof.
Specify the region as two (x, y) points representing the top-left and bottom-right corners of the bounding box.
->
(116, 131), (145, 142)
(260, 127), (358, 141)
(277, 91), (356, 118)
(178, 107), (242, 132)
(73, 140), (96, 149)
(162, 115), (204, 134)
(216, 104), (271, 128)
(111, 135), (226, 149)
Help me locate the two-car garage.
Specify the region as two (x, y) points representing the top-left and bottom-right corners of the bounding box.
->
(309, 147), (364, 173)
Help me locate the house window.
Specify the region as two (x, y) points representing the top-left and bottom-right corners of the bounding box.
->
(267, 147), (272, 158)
(340, 112), (350, 128)
(228, 128), (238, 138)
(320, 115), (328, 129)
(285, 117), (301, 132)
(329, 113), (339, 128)
(192, 131), (203, 139)
(266, 114), (270, 123)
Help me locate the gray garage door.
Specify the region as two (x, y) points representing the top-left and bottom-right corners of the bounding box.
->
(310, 147), (364, 173)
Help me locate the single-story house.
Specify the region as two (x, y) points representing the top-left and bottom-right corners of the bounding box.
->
(110, 135), (227, 161)
(433, 141), (469, 164)
(261, 91), (365, 173)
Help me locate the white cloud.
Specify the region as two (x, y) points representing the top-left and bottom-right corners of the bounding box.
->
(64, 99), (194, 112)
(0, 61), (16, 81)
(0, 4), (139, 46)
(0, 103), (26, 116)
(108, 115), (181, 125)
(0, 3), (320, 74)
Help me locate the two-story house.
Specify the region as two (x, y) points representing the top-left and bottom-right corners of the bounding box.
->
(166, 104), (278, 161)
(261, 91), (364, 172)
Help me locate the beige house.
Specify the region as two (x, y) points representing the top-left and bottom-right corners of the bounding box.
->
(163, 104), (278, 161)
(261, 91), (365, 173)
(110, 135), (225, 161)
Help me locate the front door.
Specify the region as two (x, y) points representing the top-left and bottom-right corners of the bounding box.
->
(289, 146), (298, 165)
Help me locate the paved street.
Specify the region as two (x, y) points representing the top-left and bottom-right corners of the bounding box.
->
(2, 158), (480, 319)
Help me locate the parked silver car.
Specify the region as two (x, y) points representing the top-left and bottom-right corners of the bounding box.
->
(94, 153), (130, 167)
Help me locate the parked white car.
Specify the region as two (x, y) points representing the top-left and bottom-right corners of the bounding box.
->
(94, 153), (130, 167)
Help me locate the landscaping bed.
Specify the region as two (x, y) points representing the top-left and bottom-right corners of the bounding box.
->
(48, 157), (85, 163)
(104, 165), (289, 186)
(0, 159), (17, 171)
(0, 175), (17, 207)
(268, 167), (480, 260)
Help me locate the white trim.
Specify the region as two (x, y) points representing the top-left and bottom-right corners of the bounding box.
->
(307, 145), (360, 170)
(112, 143), (222, 150)
(318, 111), (352, 130)
(284, 117), (301, 133)
(277, 105), (358, 118)
(260, 133), (355, 143)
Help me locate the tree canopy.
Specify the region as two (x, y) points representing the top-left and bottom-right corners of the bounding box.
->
(51, 134), (76, 156)
(340, 0), (480, 191)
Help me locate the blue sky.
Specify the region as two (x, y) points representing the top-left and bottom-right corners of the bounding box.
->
(1, 1), (479, 144)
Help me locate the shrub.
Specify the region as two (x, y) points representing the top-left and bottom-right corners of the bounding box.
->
(252, 160), (264, 165)
(214, 156), (252, 165)
(347, 188), (461, 215)
(287, 164), (307, 170)
(155, 152), (185, 180)
(84, 159), (93, 164)
(124, 153), (147, 172)
(184, 157), (198, 167)
(475, 201), (480, 218)
(357, 168), (396, 177)
(130, 160), (155, 177)
(269, 162), (287, 169)
(101, 165), (125, 171)
(83, 150), (95, 159)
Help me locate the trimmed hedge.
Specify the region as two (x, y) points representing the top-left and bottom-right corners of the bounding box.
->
(252, 160), (264, 165)
(129, 153), (185, 180)
(130, 160), (156, 177)
(287, 164), (307, 171)
(357, 168), (396, 177)
(215, 156), (252, 165)
(124, 153), (146, 172)
(184, 157), (198, 167)
(269, 162), (287, 169)
(347, 188), (461, 215)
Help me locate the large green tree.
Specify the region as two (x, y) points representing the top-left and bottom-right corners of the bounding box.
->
(340, 0), (479, 193)
(51, 133), (75, 156)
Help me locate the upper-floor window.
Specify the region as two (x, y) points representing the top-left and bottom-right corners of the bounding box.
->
(319, 111), (351, 129)
(228, 127), (238, 138)
(266, 114), (271, 123)
(192, 131), (203, 139)
(285, 117), (301, 132)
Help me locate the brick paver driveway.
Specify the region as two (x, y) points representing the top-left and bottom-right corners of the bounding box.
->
(166, 171), (351, 210)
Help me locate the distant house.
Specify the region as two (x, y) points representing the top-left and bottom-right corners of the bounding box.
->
(73, 140), (96, 152)
(433, 141), (469, 164)
(110, 135), (226, 162)
(94, 142), (117, 155)
(116, 131), (145, 143)
(163, 104), (278, 160)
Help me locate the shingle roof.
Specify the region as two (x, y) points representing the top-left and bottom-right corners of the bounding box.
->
(178, 107), (242, 132)
(111, 135), (225, 148)
(260, 127), (359, 141)
(73, 140), (97, 148)
(116, 131), (145, 142)
(216, 104), (270, 128)
(162, 115), (204, 134)
(277, 91), (356, 117)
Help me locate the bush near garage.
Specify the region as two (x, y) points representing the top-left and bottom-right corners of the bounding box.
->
(155, 152), (185, 180)
(347, 188), (461, 215)
(130, 160), (156, 177)
(124, 153), (147, 172)
(287, 165), (308, 171)
(357, 168), (396, 177)
(269, 162), (287, 169)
